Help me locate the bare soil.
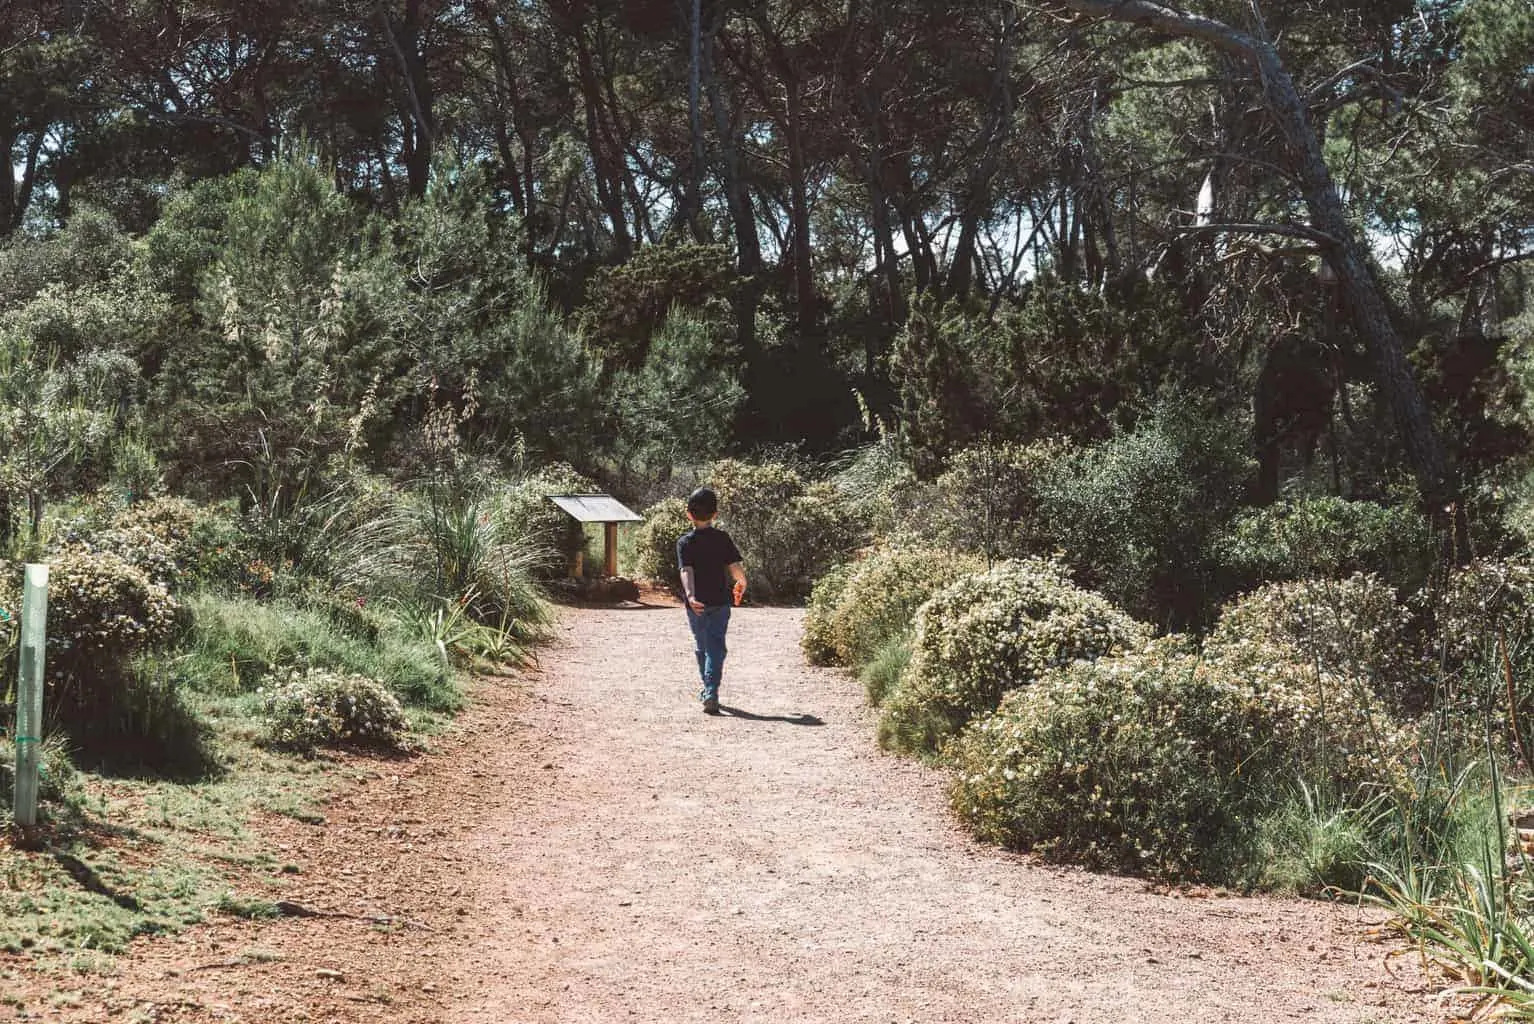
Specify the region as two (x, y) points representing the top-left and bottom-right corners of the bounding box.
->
(2, 602), (1448, 1022)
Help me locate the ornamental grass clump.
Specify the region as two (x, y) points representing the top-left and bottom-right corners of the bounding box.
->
(879, 558), (1147, 755)
(260, 667), (409, 753)
(802, 546), (984, 670)
(946, 638), (1406, 881)
(0, 733), (77, 810)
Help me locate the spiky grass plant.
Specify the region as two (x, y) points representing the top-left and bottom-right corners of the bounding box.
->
(1358, 709), (1534, 1016)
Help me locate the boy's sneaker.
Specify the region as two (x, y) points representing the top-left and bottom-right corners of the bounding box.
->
(700, 688), (720, 715)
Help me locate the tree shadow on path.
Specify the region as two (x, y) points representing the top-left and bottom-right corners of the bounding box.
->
(718, 705), (824, 726)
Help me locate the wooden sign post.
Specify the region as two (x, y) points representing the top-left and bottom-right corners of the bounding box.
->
(13, 564), (48, 828)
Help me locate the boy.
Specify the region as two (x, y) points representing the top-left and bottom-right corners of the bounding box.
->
(677, 487), (747, 715)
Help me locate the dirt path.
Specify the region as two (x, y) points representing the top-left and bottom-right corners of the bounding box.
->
(11, 604), (1442, 1023)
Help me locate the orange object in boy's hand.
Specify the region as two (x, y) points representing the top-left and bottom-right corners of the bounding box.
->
(732, 581), (747, 606)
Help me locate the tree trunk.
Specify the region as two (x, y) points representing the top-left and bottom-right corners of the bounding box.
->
(0, 130), (17, 235)
(683, 0), (708, 240)
(1056, 0), (1457, 517)
(381, 1), (436, 198)
(783, 70), (817, 332)
(569, 17), (633, 259)
(948, 8), (1016, 300)
(701, 15), (764, 369)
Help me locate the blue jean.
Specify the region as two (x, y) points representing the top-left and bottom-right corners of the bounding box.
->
(685, 604), (731, 695)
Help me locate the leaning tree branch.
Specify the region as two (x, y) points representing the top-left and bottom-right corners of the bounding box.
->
(1173, 221), (1339, 247)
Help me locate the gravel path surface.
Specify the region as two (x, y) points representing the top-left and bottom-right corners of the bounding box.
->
(7, 602), (1444, 1022)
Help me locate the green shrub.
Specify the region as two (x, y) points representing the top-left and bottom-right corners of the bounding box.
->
(1213, 497), (1433, 596)
(1205, 574), (1413, 704)
(803, 547), (984, 669)
(1041, 400), (1252, 628)
(178, 502), (261, 594)
(710, 459), (862, 603)
(895, 441), (1069, 562)
(801, 562), (856, 666)
(947, 638), (1405, 881)
(610, 309), (744, 476)
(1, 555), (210, 769)
(879, 559), (1147, 755)
(42, 550), (183, 741)
(46, 549), (180, 669)
(260, 667), (408, 753)
(631, 498), (691, 590)
(495, 464), (597, 580)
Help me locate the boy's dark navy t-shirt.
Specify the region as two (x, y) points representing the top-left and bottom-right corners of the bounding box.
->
(676, 527), (743, 607)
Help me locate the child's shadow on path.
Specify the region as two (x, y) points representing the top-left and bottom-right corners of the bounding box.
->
(718, 705), (825, 727)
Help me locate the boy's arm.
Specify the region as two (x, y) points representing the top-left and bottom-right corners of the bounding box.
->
(728, 562), (747, 605)
(680, 566), (704, 611)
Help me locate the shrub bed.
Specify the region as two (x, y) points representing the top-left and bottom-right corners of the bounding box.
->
(947, 638), (1405, 880)
(496, 464), (598, 580)
(632, 460), (863, 603)
(879, 558), (1146, 755)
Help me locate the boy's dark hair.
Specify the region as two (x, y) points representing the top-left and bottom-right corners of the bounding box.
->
(687, 487), (719, 520)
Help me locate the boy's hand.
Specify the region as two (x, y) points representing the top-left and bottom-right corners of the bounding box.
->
(732, 580), (747, 606)
(687, 596), (706, 612)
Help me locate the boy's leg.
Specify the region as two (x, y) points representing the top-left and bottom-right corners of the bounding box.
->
(684, 605), (708, 686)
(702, 605), (731, 698)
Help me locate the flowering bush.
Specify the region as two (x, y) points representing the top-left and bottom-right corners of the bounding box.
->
(260, 667), (408, 753)
(947, 637), (1405, 880)
(802, 546), (983, 671)
(1433, 557), (1534, 671)
(56, 497), (229, 592)
(1205, 574), (1412, 702)
(46, 549), (180, 676)
(879, 558), (1147, 754)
